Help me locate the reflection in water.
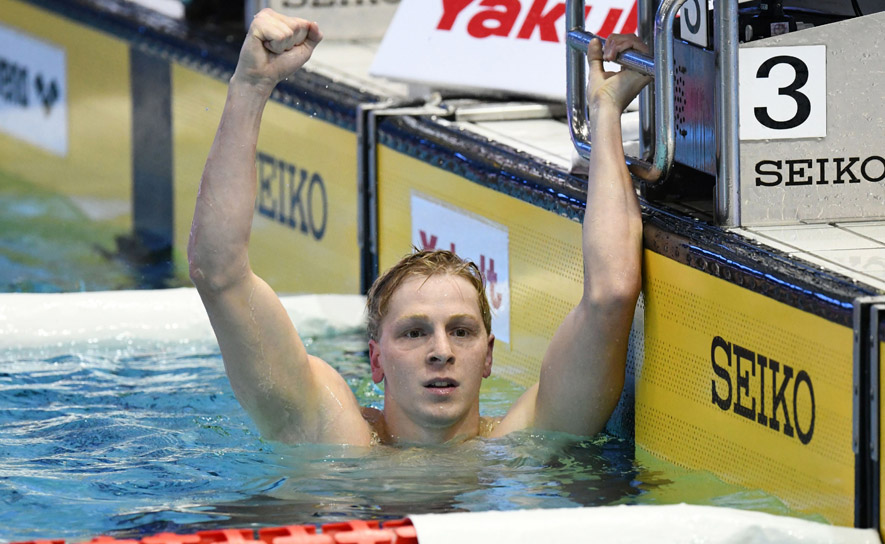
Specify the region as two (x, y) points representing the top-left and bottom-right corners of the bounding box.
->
(1, 333), (653, 542)
(0, 310), (810, 542)
(137, 432), (643, 536)
(0, 171), (188, 292)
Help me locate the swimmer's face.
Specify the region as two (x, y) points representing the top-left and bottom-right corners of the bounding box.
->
(368, 273), (494, 441)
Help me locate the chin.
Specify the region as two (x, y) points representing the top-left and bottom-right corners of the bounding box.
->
(419, 406), (473, 429)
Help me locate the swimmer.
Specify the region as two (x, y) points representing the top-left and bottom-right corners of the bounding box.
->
(188, 9), (650, 446)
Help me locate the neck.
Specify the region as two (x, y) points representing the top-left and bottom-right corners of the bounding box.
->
(380, 404), (481, 445)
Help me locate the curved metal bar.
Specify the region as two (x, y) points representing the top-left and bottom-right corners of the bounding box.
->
(566, 0), (687, 184)
(648, 0), (688, 183)
(565, 0), (593, 161)
(566, 31), (655, 76)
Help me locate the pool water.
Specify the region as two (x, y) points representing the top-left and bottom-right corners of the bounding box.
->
(0, 171), (188, 292)
(0, 327), (818, 543)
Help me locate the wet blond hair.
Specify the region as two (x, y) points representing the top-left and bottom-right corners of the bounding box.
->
(366, 249), (491, 341)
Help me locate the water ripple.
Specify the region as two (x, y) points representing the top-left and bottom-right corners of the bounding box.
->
(0, 338), (811, 543)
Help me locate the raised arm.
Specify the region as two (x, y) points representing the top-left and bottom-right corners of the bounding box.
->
(187, 9), (371, 445)
(496, 35), (650, 437)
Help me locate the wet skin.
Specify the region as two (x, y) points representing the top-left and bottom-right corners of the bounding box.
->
(368, 274), (495, 444)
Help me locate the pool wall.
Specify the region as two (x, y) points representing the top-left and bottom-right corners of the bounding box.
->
(2, 0), (885, 534)
(0, 0), (132, 232)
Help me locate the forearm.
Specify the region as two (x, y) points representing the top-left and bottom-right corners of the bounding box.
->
(582, 103), (643, 307)
(188, 78), (274, 291)
(524, 36), (648, 438)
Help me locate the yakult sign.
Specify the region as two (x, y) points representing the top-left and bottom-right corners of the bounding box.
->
(370, 0), (637, 99)
(410, 193), (511, 343)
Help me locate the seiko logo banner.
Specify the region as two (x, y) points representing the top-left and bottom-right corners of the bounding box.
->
(255, 151), (328, 241)
(371, 0), (637, 99)
(0, 23), (67, 156)
(755, 156), (885, 186)
(737, 17), (885, 224)
(711, 336), (815, 445)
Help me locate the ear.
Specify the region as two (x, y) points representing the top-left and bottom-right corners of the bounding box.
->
(482, 333), (495, 379)
(368, 339), (385, 383)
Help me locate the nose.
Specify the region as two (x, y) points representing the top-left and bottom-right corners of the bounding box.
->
(427, 330), (455, 366)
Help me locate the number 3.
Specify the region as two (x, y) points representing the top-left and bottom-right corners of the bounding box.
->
(739, 45), (826, 140)
(754, 56), (811, 130)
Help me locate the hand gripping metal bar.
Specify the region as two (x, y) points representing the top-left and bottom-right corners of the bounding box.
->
(566, 0), (688, 183)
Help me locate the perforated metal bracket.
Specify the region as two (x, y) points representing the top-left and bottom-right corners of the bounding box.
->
(852, 296), (885, 528)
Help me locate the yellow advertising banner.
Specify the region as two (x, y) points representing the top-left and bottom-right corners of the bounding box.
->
(171, 64), (360, 294)
(639, 250), (855, 525)
(0, 0), (131, 221)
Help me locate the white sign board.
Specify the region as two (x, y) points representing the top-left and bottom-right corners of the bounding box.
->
(410, 193), (511, 344)
(680, 0), (709, 48)
(736, 11), (885, 225)
(739, 45), (826, 141)
(267, 0), (400, 40)
(371, 0), (638, 100)
(0, 24), (68, 156)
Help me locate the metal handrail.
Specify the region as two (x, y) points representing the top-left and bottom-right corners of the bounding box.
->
(716, 0), (741, 227)
(566, 0), (688, 183)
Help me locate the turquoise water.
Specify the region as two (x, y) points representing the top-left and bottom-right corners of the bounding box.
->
(0, 327), (819, 543)
(1, 332), (640, 543)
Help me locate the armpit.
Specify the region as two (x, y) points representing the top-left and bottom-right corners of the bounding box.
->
(479, 416), (503, 437)
(361, 406), (388, 445)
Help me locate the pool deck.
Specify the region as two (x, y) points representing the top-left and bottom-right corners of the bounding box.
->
(129, 0), (885, 294)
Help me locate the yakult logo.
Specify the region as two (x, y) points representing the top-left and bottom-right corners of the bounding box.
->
(418, 230), (504, 311)
(436, 0), (637, 42)
(411, 193), (511, 343)
(371, 0), (637, 100)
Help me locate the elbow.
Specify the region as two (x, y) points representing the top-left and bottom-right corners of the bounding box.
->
(188, 252), (216, 293)
(610, 270), (642, 306)
(584, 227), (644, 313)
(584, 268), (641, 317)
(186, 236), (211, 289)
(187, 253), (212, 291)
(186, 220), (251, 293)
(188, 259), (245, 295)
(187, 244), (247, 295)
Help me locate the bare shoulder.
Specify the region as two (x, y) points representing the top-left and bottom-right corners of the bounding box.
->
(257, 353), (375, 446)
(488, 382), (539, 438)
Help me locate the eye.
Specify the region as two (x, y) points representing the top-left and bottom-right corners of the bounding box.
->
(404, 329), (424, 339)
(452, 328), (470, 338)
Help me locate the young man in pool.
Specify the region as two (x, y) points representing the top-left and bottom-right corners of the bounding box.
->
(188, 9), (650, 446)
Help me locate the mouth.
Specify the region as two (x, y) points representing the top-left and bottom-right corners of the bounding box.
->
(423, 378), (459, 389)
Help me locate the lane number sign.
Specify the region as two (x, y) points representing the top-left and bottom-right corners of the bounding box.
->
(680, 0), (709, 48)
(739, 45), (826, 141)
